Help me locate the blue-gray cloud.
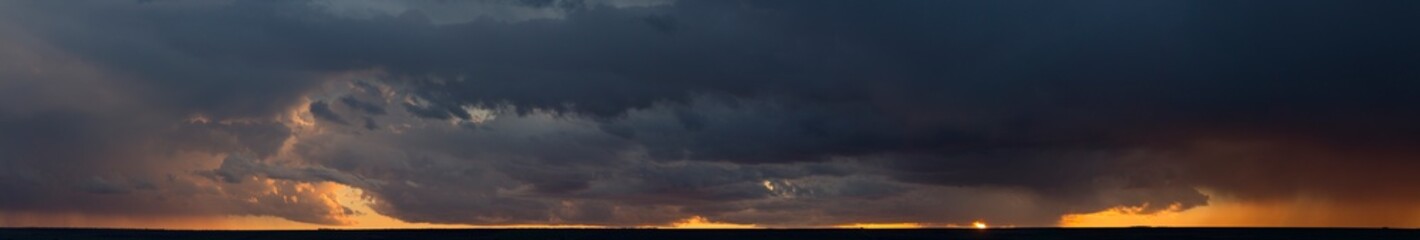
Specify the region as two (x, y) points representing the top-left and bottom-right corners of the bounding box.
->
(2, 0), (1419, 227)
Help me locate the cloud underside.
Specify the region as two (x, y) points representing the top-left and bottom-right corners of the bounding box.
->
(1, 0), (1419, 227)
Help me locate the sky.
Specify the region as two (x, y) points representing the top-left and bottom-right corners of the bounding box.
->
(1, 0), (1419, 229)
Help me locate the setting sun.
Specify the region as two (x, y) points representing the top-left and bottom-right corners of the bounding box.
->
(973, 221), (988, 229)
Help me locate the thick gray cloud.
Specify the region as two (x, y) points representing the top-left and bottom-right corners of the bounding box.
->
(1, 0), (1419, 227)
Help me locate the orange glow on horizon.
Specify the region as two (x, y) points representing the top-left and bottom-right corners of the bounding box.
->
(12, 184), (1420, 229)
(1061, 190), (1420, 228)
(835, 222), (924, 229)
(972, 220), (988, 229)
(666, 216), (758, 229)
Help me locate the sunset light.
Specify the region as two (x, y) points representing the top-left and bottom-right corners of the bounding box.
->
(1, 1), (1417, 239)
(667, 216), (757, 229)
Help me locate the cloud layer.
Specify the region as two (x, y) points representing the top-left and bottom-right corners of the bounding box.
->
(1, 0), (1418, 227)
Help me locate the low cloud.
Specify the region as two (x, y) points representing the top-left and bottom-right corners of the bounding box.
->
(1, 0), (1418, 227)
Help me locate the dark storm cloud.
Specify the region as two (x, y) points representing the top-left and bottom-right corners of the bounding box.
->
(340, 97), (387, 115)
(368, 0), (1420, 213)
(0, 9), (348, 223)
(337, 0), (1419, 225)
(309, 101), (350, 125)
(3, 0), (1420, 227)
(7, 1), (330, 119)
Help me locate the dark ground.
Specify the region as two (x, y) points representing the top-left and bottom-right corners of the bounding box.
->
(1, 227), (1416, 240)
